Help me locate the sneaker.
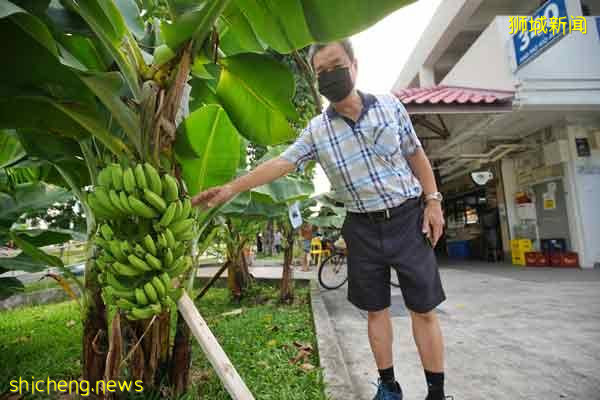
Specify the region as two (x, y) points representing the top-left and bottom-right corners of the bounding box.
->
(425, 395), (454, 400)
(372, 380), (403, 400)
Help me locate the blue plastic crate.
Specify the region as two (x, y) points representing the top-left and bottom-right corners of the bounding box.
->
(447, 240), (470, 258)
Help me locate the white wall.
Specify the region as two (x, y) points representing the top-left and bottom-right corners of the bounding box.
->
(564, 121), (600, 268)
(441, 17), (518, 91)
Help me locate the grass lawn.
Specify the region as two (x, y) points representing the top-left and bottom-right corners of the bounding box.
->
(0, 283), (326, 400)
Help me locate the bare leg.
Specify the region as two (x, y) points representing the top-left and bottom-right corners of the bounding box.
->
(302, 252), (309, 271)
(367, 308), (394, 369)
(410, 310), (444, 372)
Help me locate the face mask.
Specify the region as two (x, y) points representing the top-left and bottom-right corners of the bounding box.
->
(317, 67), (354, 103)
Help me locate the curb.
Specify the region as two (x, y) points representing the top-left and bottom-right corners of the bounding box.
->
(310, 281), (358, 400)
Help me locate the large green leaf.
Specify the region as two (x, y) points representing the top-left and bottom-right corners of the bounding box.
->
(79, 72), (142, 155)
(217, 3), (265, 56)
(0, 277), (24, 300)
(10, 231), (64, 268)
(0, 130), (25, 167)
(0, 0), (23, 18)
(253, 176), (314, 204)
(161, 0), (229, 51)
(0, 253), (49, 273)
(62, 0), (142, 99)
(0, 96), (133, 159)
(237, 0), (415, 53)
(175, 105), (241, 196)
(0, 14), (93, 103)
(189, 77), (220, 111)
(217, 53), (298, 146)
(114, 0), (145, 39)
(11, 229), (72, 247)
(0, 182), (70, 226)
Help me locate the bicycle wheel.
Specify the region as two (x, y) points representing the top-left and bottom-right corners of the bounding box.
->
(318, 253), (348, 290)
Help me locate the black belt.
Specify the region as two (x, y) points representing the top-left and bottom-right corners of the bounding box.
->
(347, 198), (419, 222)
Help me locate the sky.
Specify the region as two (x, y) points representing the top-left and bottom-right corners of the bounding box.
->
(312, 0), (442, 196)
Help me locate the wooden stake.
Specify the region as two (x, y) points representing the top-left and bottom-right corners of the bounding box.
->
(177, 292), (255, 400)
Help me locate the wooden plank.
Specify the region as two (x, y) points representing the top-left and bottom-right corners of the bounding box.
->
(178, 291), (255, 400)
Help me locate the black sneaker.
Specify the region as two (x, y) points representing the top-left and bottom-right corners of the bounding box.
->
(372, 380), (403, 400)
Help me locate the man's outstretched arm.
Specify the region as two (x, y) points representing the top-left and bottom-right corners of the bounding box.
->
(191, 157), (296, 208)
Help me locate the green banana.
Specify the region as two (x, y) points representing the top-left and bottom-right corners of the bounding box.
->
(157, 233), (167, 249)
(159, 202), (177, 227)
(96, 258), (108, 271)
(99, 224), (113, 241)
(120, 241), (132, 256)
(169, 218), (194, 236)
(94, 236), (109, 250)
(128, 254), (152, 271)
(129, 195), (158, 218)
(109, 189), (127, 214)
(144, 282), (158, 303)
(88, 193), (113, 218)
(105, 286), (137, 301)
(143, 163), (162, 196)
(97, 167), (113, 188)
(143, 188), (167, 212)
(159, 272), (171, 290)
(145, 253), (162, 270)
(163, 248), (174, 269)
(173, 242), (186, 259)
(109, 241), (127, 262)
(129, 303), (161, 320)
(180, 197), (191, 220)
(119, 191), (135, 214)
(169, 288), (184, 301)
(111, 164), (124, 190)
(135, 288), (149, 305)
(112, 261), (144, 277)
(123, 167), (136, 194)
(172, 200), (183, 222)
(99, 253), (115, 263)
(177, 229), (196, 241)
(95, 187), (117, 213)
(134, 163), (147, 189)
(163, 174), (179, 203)
(151, 276), (166, 299)
(168, 255), (190, 277)
(142, 234), (157, 256)
(164, 228), (176, 250)
(105, 271), (136, 292)
(116, 298), (137, 310)
(134, 244), (146, 258)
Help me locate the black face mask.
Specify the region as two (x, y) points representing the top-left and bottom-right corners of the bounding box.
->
(317, 67), (354, 103)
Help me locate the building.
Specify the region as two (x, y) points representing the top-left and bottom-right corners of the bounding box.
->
(393, 0), (600, 268)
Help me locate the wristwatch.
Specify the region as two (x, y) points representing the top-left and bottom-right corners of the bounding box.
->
(424, 192), (443, 203)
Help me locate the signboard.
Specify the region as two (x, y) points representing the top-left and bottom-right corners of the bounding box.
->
(288, 201), (303, 229)
(575, 137), (591, 157)
(512, 0), (569, 68)
(597, 17), (600, 40)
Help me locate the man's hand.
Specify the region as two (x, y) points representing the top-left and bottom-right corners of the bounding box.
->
(191, 184), (236, 209)
(422, 201), (445, 247)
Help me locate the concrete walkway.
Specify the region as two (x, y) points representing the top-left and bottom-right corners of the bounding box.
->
(319, 261), (600, 399)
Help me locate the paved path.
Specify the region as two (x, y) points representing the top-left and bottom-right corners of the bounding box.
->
(319, 261), (600, 400)
(196, 260), (316, 281)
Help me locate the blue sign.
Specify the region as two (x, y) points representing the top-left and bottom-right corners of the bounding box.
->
(512, 0), (569, 68)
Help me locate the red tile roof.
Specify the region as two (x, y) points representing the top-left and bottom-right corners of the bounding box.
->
(393, 85), (514, 105)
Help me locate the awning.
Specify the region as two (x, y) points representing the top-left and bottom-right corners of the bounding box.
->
(393, 85), (514, 114)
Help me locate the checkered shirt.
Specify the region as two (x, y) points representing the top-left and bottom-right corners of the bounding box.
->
(281, 92), (423, 213)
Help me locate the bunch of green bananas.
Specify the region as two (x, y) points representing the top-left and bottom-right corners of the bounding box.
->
(90, 163), (196, 320)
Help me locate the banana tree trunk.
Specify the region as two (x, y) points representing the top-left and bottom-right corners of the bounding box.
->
(264, 220), (274, 257)
(279, 228), (295, 303)
(170, 311), (192, 395)
(82, 258), (108, 392)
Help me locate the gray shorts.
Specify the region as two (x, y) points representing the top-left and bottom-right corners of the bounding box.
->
(341, 198), (446, 313)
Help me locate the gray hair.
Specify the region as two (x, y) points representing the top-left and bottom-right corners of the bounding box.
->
(307, 39), (355, 69)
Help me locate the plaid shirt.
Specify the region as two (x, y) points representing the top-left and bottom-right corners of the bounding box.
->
(281, 92), (423, 213)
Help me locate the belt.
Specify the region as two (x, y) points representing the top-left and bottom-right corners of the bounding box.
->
(348, 198), (419, 222)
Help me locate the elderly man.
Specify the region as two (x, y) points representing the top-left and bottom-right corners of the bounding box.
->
(193, 39), (448, 400)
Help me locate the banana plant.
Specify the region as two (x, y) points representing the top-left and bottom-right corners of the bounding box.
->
(0, 0), (414, 395)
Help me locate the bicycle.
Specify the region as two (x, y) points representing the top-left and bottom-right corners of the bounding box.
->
(318, 245), (401, 290)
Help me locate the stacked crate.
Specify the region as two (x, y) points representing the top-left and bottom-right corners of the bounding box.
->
(511, 239), (532, 266)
